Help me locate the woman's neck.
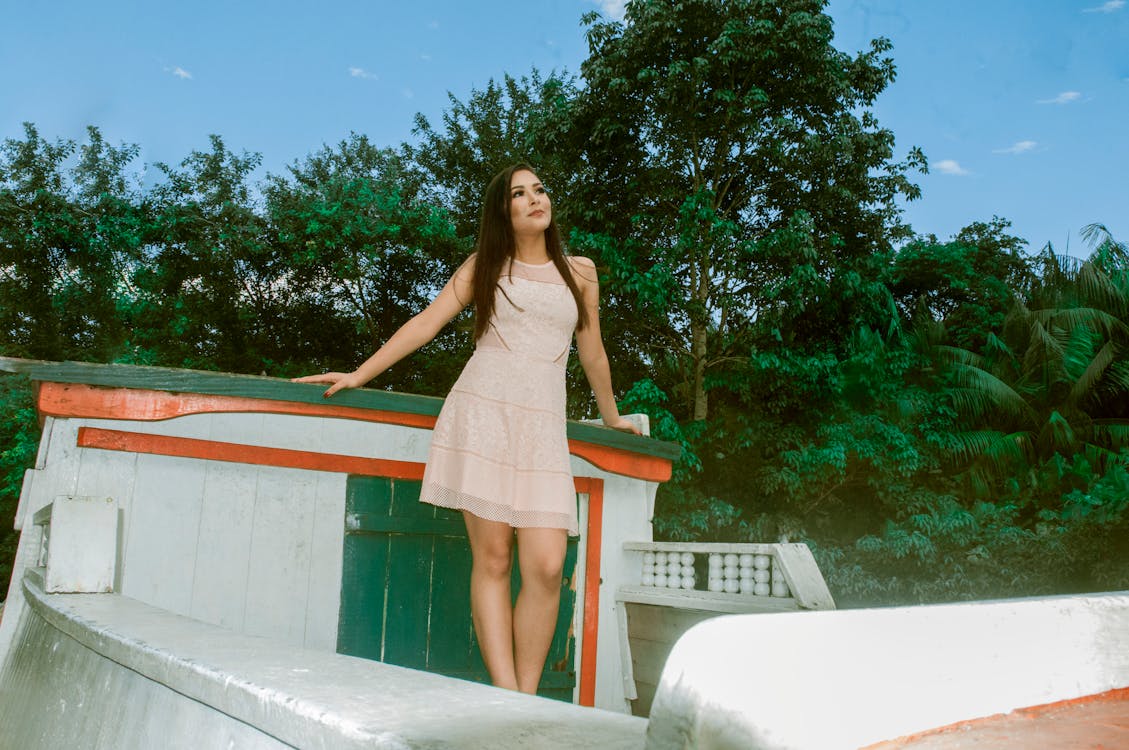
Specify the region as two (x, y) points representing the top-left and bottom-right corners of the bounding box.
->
(513, 234), (549, 265)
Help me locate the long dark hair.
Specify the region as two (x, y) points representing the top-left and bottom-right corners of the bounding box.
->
(469, 163), (590, 341)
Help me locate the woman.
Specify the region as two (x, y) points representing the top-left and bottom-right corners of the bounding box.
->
(294, 163), (638, 694)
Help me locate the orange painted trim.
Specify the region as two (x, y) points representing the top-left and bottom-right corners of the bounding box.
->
(76, 427), (426, 480)
(575, 475), (605, 707)
(38, 381), (437, 430)
(861, 687), (1129, 749)
(568, 439), (672, 482)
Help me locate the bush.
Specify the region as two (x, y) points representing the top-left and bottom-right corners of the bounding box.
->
(0, 375), (39, 596)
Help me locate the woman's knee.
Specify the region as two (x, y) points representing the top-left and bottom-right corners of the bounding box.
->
(465, 515), (515, 579)
(474, 541), (514, 579)
(523, 554), (564, 590)
(517, 529), (567, 589)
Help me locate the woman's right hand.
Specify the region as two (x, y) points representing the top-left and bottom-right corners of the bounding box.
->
(290, 371), (363, 398)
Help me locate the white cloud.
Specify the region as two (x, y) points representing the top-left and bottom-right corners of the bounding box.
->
(1037, 90), (1082, 105)
(1083, 0), (1124, 12)
(349, 67), (378, 80)
(402, 88), (415, 99)
(420, 54), (432, 62)
(993, 140), (1037, 155)
(935, 159), (970, 176)
(591, 0), (627, 20)
(165, 66), (192, 80)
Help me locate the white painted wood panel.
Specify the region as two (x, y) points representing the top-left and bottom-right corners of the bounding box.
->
(34, 419), (81, 517)
(190, 460), (257, 631)
(120, 454), (206, 615)
(243, 466), (317, 646)
(304, 472), (348, 651)
(74, 443), (137, 591)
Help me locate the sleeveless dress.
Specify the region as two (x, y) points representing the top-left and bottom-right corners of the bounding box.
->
(419, 257), (581, 535)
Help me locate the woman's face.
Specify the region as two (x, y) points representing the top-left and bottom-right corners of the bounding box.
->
(508, 169), (552, 236)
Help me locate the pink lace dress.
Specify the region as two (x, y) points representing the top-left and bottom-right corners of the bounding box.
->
(419, 257), (581, 534)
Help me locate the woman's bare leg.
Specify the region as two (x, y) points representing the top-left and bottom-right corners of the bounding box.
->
(463, 512), (518, 690)
(513, 526), (568, 694)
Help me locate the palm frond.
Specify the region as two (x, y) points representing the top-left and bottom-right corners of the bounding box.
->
(946, 429), (1029, 466)
(1081, 222), (1129, 272)
(1038, 410), (1078, 456)
(948, 363), (1037, 424)
(1075, 261), (1128, 313)
(1067, 340), (1113, 407)
(983, 332), (1014, 360)
(1031, 306), (1127, 340)
(935, 344), (983, 369)
(1023, 320), (1065, 379)
(1098, 358), (1129, 394)
(1089, 421), (1129, 451)
(1061, 325), (1101, 380)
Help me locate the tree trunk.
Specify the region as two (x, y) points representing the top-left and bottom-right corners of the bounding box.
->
(691, 323), (708, 421)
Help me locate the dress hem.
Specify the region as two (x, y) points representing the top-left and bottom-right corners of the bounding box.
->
(420, 482), (579, 537)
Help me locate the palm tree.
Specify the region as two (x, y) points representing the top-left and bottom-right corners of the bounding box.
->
(941, 236), (1129, 502)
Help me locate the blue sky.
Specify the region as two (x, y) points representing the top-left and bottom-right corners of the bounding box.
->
(2, 0), (1126, 255)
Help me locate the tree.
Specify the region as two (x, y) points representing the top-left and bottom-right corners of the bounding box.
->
(127, 135), (271, 371)
(891, 217), (1033, 350)
(941, 243), (1129, 505)
(409, 71), (579, 240)
(0, 123), (147, 362)
(551, 0), (925, 423)
(265, 135), (461, 392)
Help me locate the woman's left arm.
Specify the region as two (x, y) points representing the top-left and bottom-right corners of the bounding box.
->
(572, 257), (641, 435)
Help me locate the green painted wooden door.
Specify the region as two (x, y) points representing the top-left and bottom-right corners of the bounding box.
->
(337, 475), (578, 700)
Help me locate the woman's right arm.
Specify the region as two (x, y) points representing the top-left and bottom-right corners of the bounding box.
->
(293, 257), (475, 398)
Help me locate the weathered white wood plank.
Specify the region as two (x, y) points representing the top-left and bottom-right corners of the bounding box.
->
(303, 472), (347, 651)
(627, 635), (673, 687)
(617, 586), (799, 614)
(14, 469), (36, 531)
(75, 445), (137, 590)
(590, 473), (655, 712)
(98, 413), (215, 440)
(623, 541), (782, 554)
(119, 454), (205, 615)
(43, 496), (117, 593)
(36, 419), (81, 515)
(189, 461), (257, 631)
(774, 543), (836, 610)
(244, 466), (317, 646)
(625, 602), (719, 645)
(615, 602), (637, 701)
(631, 679), (659, 718)
(210, 412), (266, 446)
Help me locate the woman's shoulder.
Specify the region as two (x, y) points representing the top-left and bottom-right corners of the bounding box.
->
(453, 252), (479, 277)
(565, 255), (598, 287)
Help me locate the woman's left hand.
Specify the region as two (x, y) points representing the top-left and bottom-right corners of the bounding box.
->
(603, 416), (642, 435)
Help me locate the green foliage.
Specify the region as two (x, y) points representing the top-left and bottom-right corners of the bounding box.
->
(0, 376), (38, 590)
(265, 136), (462, 393)
(126, 135), (269, 371)
(817, 452), (1129, 606)
(0, 123), (149, 362)
(891, 217), (1031, 350)
(556, 0), (924, 423)
(410, 70), (578, 239)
